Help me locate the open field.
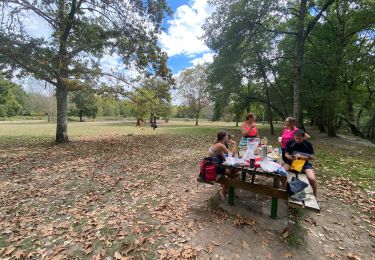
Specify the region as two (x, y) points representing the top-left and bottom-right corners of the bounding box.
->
(0, 120), (374, 259)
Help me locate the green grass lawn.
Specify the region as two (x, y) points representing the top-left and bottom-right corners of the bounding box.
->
(0, 119), (374, 193)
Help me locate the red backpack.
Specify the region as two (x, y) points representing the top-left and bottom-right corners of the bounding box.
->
(198, 157), (218, 182)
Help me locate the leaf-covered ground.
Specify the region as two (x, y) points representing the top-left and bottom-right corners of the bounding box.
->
(0, 121), (374, 259)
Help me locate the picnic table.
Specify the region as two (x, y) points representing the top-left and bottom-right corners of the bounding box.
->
(220, 162), (320, 218)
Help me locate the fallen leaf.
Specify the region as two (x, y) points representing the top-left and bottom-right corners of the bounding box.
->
(242, 240), (250, 250)
(281, 230), (289, 239)
(3, 247), (16, 256)
(92, 250), (105, 260)
(14, 250), (25, 260)
(283, 251), (293, 259)
(346, 252), (361, 260)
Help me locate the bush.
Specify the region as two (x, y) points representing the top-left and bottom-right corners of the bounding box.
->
(0, 105), (7, 117)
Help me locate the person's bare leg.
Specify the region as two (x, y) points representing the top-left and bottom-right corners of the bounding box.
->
(281, 164), (290, 189)
(220, 185), (227, 200)
(283, 163), (290, 171)
(280, 176), (287, 189)
(305, 169), (317, 197)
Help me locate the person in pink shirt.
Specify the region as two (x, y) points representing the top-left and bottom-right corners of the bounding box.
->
(279, 117), (310, 164)
(240, 112), (259, 147)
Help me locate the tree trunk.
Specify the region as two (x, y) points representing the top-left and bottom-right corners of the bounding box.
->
(345, 91), (363, 137)
(79, 110), (83, 122)
(55, 84), (69, 143)
(326, 88), (337, 137)
(316, 110), (326, 133)
(235, 113), (240, 127)
(265, 91), (274, 135)
(195, 114), (199, 126)
(325, 72), (337, 137)
(256, 51), (274, 135)
(371, 112), (375, 143)
(293, 0), (307, 127)
(268, 107), (274, 135)
(48, 92), (52, 123)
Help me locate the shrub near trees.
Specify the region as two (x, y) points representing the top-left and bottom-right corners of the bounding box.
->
(71, 89), (99, 121)
(0, 76), (24, 117)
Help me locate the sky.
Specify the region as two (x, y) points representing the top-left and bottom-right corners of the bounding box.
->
(161, 0), (214, 75)
(11, 0), (214, 94)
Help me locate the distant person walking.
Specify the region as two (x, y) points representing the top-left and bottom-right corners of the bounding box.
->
(150, 114), (158, 131)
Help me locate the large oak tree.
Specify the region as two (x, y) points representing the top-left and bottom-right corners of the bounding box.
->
(0, 0), (171, 143)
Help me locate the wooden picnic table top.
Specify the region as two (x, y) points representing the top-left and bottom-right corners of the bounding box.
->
(221, 162), (284, 179)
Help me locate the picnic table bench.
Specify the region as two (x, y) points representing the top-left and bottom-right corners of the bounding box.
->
(216, 163), (320, 218)
(287, 172), (320, 212)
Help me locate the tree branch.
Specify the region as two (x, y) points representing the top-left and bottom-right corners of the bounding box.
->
(304, 0), (336, 40)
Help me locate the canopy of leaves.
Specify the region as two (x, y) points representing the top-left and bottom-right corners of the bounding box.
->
(203, 0), (375, 140)
(0, 0), (172, 88)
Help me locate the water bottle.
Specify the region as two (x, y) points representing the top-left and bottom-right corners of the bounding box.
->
(261, 145), (267, 159)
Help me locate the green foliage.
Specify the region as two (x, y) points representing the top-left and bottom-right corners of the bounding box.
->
(100, 98), (120, 117)
(177, 64), (210, 124)
(128, 78), (171, 120)
(118, 100), (134, 117)
(72, 89), (99, 120)
(172, 105), (194, 118)
(203, 0), (375, 140)
(0, 76), (25, 117)
(22, 93), (51, 116)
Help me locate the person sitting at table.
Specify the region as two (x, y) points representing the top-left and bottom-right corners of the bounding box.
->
(225, 133), (237, 155)
(283, 130), (317, 197)
(207, 130), (232, 200)
(240, 112), (259, 147)
(279, 117), (310, 165)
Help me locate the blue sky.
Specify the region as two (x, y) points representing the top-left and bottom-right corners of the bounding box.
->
(15, 0), (214, 94)
(160, 0), (214, 75)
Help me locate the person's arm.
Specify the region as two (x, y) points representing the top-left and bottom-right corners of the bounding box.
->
(285, 151), (296, 160)
(241, 123), (249, 136)
(241, 123), (255, 136)
(219, 143), (230, 154)
(295, 153), (314, 160)
(295, 142), (314, 160)
(285, 142), (296, 160)
(228, 140), (237, 153)
(304, 133), (311, 139)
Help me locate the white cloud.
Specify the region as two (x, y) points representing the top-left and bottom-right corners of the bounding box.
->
(159, 0), (213, 57)
(23, 12), (52, 40)
(190, 52), (214, 66)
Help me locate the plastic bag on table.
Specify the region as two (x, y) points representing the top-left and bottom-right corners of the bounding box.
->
(260, 158), (287, 177)
(225, 157), (245, 167)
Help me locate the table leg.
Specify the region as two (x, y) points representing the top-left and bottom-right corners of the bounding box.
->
(251, 173), (255, 183)
(271, 177), (279, 219)
(241, 169), (246, 181)
(228, 186), (235, 205)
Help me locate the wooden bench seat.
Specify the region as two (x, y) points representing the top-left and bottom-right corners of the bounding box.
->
(287, 172), (320, 212)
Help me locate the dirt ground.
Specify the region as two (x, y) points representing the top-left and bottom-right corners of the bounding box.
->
(0, 132), (374, 259)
